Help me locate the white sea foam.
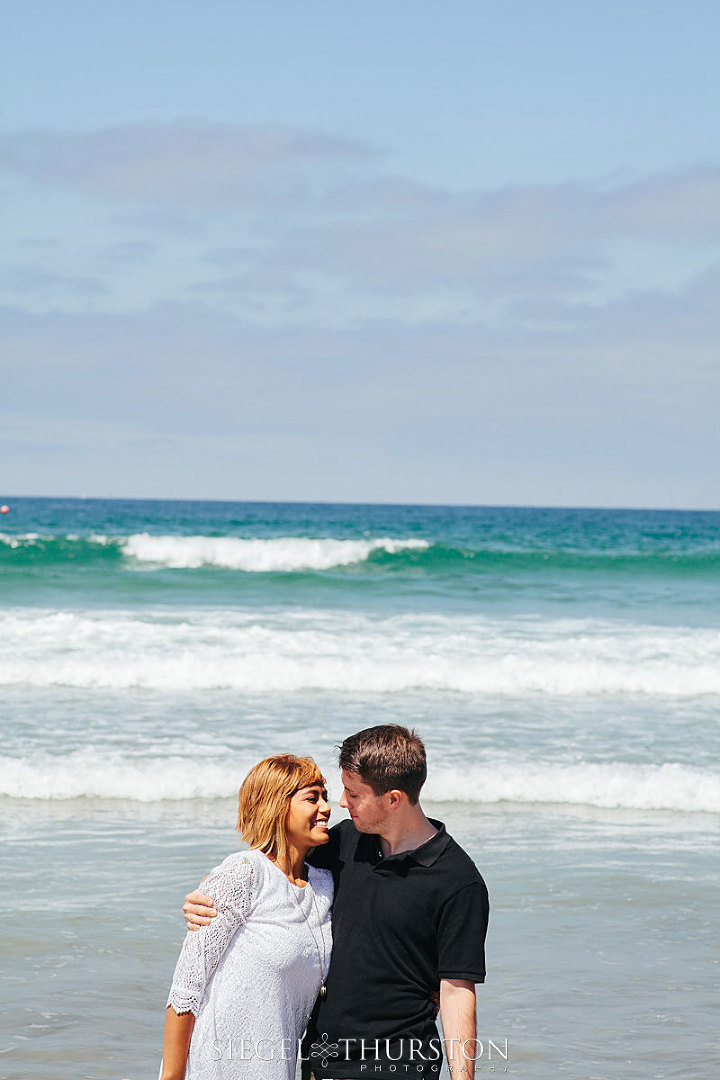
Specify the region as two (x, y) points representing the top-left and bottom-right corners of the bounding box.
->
(0, 531), (41, 548)
(0, 751), (242, 801)
(2, 750), (717, 812)
(122, 534), (429, 570)
(424, 761), (720, 812)
(1, 608), (720, 695)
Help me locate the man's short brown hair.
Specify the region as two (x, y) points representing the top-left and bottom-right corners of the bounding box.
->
(338, 724), (427, 804)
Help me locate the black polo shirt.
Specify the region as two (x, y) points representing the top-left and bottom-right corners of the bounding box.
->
(305, 818), (489, 1079)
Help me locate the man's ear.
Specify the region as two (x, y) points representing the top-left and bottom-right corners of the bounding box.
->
(386, 788), (405, 811)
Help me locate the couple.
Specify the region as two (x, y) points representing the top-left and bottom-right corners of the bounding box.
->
(162, 724), (489, 1080)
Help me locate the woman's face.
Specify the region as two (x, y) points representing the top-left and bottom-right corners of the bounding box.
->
(285, 783), (331, 851)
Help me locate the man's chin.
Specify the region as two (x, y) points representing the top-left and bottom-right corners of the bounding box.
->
(347, 818), (373, 833)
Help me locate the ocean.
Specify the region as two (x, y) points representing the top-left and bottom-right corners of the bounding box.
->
(1, 498), (718, 1080)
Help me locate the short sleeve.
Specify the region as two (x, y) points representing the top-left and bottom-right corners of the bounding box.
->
(167, 855), (254, 1017)
(437, 878), (489, 983)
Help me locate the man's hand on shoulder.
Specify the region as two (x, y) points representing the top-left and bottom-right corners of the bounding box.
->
(183, 888), (217, 930)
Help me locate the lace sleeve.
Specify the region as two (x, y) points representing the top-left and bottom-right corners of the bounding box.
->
(167, 855), (255, 1017)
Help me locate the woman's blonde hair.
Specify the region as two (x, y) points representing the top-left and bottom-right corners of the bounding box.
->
(237, 754), (326, 865)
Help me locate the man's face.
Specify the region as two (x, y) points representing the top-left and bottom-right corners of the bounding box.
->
(339, 768), (390, 833)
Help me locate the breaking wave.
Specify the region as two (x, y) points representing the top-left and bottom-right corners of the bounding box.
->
(2, 751), (717, 812)
(1, 608), (719, 695)
(122, 534), (429, 570)
(2, 531), (718, 575)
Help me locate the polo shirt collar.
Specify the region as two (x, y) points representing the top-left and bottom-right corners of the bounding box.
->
(374, 818), (451, 867)
(409, 818), (451, 865)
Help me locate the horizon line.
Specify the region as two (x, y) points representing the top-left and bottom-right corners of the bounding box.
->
(1, 494), (718, 514)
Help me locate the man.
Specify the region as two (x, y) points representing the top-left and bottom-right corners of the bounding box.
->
(184, 725), (489, 1079)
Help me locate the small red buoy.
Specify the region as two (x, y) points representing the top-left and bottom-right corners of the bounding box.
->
(0, 505), (8, 514)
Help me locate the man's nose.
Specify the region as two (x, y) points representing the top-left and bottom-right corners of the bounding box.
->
(339, 791), (348, 808)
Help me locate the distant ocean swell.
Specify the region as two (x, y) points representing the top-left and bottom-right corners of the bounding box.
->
(0, 533), (429, 571)
(2, 532), (719, 574)
(2, 608), (720, 694)
(2, 752), (717, 812)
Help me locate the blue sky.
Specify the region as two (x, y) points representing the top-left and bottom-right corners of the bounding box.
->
(2, 0), (719, 506)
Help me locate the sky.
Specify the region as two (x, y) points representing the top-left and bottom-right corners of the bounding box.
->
(2, 0), (719, 507)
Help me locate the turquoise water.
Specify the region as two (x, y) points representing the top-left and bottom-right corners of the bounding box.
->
(1, 499), (718, 1079)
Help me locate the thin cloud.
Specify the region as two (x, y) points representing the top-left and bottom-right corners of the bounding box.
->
(0, 120), (375, 204)
(299, 170), (720, 278)
(603, 166), (720, 238)
(203, 167), (718, 318)
(0, 262), (107, 299)
(2, 296), (716, 505)
(551, 262), (720, 343)
(2, 120), (719, 342)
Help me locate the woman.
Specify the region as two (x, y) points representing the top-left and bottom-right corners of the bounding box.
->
(161, 754), (333, 1080)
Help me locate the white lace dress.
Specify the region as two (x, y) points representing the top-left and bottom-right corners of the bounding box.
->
(164, 848), (333, 1080)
